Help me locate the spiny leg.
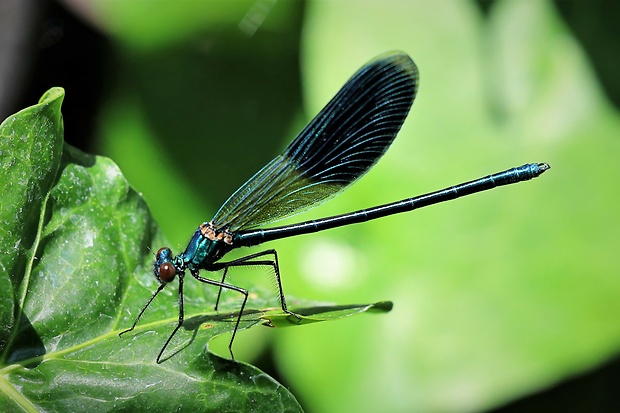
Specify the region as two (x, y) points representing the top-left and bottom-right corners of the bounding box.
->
(119, 283), (166, 336)
(211, 249), (300, 320)
(191, 270), (248, 359)
(214, 266), (230, 311)
(156, 274), (186, 363)
(213, 252), (275, 310)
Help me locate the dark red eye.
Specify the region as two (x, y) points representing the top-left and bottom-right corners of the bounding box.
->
(158, 262), (176, 282)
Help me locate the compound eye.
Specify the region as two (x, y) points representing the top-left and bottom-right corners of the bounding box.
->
(158, 262), (176, 282)
(156, 247), (168, 259)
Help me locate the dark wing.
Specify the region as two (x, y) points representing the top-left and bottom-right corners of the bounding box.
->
(211, 52), (419, 231)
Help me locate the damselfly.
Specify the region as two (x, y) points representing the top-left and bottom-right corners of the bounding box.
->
(120, 52), (549, 363)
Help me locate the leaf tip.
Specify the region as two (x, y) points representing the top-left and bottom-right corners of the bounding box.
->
(370, 301), (393, 313)
(38, 87), (65, 107)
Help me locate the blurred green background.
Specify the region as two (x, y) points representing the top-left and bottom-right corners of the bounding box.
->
(3, 0), (620, 412)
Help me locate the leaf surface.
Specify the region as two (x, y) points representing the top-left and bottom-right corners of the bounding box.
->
(0, 88), (391, 412)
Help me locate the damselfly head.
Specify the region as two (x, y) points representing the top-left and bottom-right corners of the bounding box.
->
(154, 247), (176, 283)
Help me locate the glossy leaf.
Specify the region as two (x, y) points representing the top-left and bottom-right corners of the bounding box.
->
(0, 88), (392, 412)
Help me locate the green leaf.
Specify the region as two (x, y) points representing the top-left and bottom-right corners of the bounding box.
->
(0, 88), (392, 412)
(0, 88), (64, 353)
(261, 301), (393, 328)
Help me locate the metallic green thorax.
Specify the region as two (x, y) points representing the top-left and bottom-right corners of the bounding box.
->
(154, 222), (234, 281)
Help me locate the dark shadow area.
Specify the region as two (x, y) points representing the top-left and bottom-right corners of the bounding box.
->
(487, 355), (620, 413)
(156, 309), (263, 363)
(9, 0), (109, 152)
(554, 1), (620, 111)
(4, 310), (45, 368)
(62, 143), (98, 168)
(182, 308), (263, 330)
(474, 0), (494, 16)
